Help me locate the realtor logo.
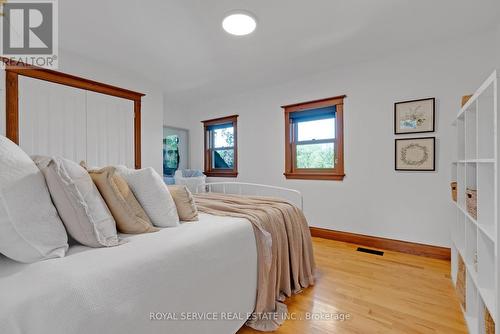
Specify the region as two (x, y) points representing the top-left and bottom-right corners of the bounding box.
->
(1, 0), (58, 68)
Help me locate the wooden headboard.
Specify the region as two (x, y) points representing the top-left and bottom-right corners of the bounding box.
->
(2, 58), (145, 169)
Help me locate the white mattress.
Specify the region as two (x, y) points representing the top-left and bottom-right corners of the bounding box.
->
(0, 213), (257, 334)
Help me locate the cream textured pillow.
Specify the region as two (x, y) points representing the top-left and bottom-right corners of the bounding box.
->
(87, 167), (158, 234)
(0, 136), (68, 263)
(33, 156), (120, 248)
(167, 185), (199, 222)
(115, 166), (179, 227)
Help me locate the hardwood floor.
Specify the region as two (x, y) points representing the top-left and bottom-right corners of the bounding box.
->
(237, 237), (467, 334)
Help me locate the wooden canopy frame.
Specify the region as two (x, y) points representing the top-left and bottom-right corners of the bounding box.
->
(2, 58), (145, 168)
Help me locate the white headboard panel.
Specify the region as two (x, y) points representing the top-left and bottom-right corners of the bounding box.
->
(16, 76), (135, 168)
(19, 76), (87, 162)
(86, 91), (134, 168)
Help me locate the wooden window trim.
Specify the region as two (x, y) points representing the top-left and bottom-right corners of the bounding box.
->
(282, 95), (345, 181)
(2, 57), (145, 169)
(202, 115), (238, 178)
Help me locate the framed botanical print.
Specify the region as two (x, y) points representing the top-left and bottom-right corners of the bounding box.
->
(394, 98), (435, 134)
(395, 137), (435, 171)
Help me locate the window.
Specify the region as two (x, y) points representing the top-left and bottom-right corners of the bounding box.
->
(202, 115), (238, 177)
(282, 95), (345, 180)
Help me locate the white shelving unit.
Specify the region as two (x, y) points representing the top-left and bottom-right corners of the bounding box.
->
(451, 70), (498, 334)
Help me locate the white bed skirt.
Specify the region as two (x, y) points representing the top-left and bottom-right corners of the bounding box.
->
(0, 213), (257, 334)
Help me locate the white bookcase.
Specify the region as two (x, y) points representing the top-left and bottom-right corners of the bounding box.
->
(451, 70), (498, 334)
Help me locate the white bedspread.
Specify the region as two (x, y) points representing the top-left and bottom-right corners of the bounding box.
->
(0, 213), (257, 334)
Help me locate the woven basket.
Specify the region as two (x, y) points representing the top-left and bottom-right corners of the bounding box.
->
(456, 254), (466, 310)
(485, 306), (495, 334)
(466, 188), (477, 219)
(451, 182), (457, 202)
(462, 95), (473, 107)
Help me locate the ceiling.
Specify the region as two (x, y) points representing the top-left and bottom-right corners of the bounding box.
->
(60, 0), (500, 101)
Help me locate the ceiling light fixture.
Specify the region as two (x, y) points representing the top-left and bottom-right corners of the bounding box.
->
(222, 11), (257, 36)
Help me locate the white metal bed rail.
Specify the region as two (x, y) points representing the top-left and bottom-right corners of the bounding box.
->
(196, 182), (303, 210)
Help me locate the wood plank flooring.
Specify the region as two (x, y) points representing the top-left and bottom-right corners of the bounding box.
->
(237, 237), (466, 334)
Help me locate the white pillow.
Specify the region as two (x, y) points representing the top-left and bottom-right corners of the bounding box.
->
(0, 136), (68, 263)
(33, 156), (121, 248)
(115, 166), (179, 227)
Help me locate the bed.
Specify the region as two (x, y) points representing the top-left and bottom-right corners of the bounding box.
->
(0, 213), (257, 334)
(0, 182), (311, 334)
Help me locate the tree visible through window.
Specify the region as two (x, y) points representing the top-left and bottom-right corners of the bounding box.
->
(212, 126), (234, 169)
(283, 95), (345, 180)
(202, 115), (238, 177)
(295, 118), (335, 169)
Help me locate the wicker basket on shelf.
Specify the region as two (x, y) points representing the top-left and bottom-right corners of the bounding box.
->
(461, 95), (473, 107)
(456, 254), (466, 310)
(466, 188), (477, 219)
(485, 306), (495, 334)
(451, 182), (457, 202)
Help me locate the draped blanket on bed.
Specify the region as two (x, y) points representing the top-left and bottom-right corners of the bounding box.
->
(193, 193), (315, 332)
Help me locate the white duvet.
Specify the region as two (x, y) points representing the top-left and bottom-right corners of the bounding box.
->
(0, 213), (257, 334)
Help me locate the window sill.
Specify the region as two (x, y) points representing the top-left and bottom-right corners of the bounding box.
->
(204, 171), (239, 178)
(283, 172), (345, 181)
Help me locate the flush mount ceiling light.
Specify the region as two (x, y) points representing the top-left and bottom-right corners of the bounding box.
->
(222, 11), (257, 36)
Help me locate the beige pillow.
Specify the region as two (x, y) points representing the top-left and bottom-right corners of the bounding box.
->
(168, 185), (198, 221)
(88, 167), (158, 234)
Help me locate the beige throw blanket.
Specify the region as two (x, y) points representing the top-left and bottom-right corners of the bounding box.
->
(193, 193), (315, 331)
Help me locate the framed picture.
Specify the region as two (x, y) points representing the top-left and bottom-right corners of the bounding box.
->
(394, 98), (435, 134)
(395, 137), (435, 171)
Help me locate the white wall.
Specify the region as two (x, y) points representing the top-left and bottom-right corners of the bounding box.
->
(496, 24), (500, 68)
(0, 49), (164, 174)
(165, 31), (497, 247)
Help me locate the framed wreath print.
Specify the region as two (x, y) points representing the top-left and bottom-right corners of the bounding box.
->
(394, 98), (435, 134)
(395, 137), (435, 171)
